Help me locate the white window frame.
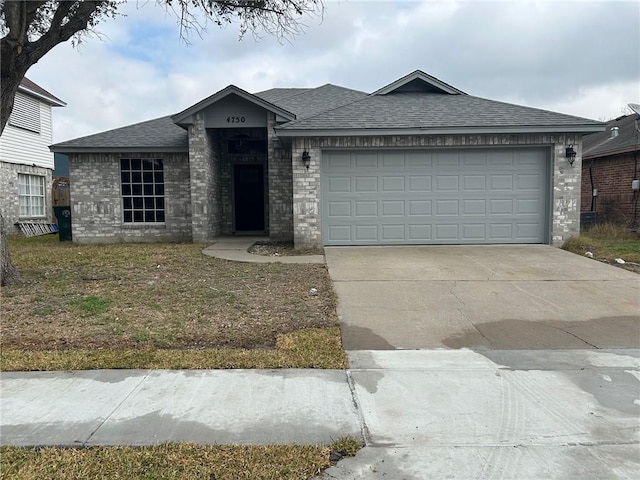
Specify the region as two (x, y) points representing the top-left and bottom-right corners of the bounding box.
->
(18, 174), (46, 218)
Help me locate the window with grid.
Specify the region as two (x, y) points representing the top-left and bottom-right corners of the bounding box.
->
(18, 174), (45, 217)
(120, 158), (165, 223)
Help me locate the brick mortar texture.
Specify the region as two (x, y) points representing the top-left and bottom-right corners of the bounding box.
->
(292, 133), (582, 248)
(0, 162), (53, 234)
(69, 152), (191, 243)
(581, 151), (640, 224)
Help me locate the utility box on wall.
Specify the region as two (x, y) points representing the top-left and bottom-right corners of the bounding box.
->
(53, 206), (72, 241)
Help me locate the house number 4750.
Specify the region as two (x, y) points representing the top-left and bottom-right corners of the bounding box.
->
(226, 116), (245, 123)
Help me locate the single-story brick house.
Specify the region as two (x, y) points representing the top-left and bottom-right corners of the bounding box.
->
(581, 112), (640, 226)
(50, 70), (604, 247)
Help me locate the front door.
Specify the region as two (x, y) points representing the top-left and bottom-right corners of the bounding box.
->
(234, 164), (265, 232)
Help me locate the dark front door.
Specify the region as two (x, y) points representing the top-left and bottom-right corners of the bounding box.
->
(234, 164), (265, 232)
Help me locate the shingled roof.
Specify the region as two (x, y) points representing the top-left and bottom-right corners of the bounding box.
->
(51, 70), (605, 152)
(275, 93), (604, 136)
(255, 84), (367, 119)
(50, 116), (188, 153)
(583, 113), (640, 159)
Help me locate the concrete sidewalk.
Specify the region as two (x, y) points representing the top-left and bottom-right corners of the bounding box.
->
(2, 349), (639, 478)
(0, 369), (361, 447)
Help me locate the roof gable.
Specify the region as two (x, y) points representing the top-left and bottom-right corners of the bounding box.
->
(372, 70), (466, 96)
(172, 85), (295, 126)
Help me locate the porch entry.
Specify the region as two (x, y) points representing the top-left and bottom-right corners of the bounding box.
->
(234, 164), (265, 232)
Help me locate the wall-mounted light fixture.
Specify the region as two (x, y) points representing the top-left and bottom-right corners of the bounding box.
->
(565, 145), (577, 166)
(302, 150), (311, 169)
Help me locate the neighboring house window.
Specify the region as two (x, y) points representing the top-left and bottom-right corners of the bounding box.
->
(120, 158), (165, 223)
(18, 174), (45, 217)
(9, 92), (41, 133)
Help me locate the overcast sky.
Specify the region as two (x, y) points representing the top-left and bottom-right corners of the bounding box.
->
(25, 0), (640, 143)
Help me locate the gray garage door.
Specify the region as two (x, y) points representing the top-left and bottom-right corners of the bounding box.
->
(321, 148), (549, 245)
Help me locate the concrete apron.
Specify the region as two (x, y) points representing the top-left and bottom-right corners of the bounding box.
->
(320, 245), (640, 479)
(319, 349), (640, 479)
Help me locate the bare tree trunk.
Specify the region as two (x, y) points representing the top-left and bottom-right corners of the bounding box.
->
(0, 212), (23, 286)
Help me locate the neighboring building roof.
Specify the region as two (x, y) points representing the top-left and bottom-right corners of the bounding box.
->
(583, 113), (640, 159)
(50, 116), (188, 153)
(275, 92), (604, 136)
(20, 77), (66, 106)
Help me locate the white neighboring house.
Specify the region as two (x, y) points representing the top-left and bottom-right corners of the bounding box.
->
(0, 78), (66, 232)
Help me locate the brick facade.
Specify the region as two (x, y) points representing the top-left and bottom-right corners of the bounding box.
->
(581, 152), (640, 224)
(69, 152), (191, 243)
(267, 113), (294, 240)
(0, 161), (53, 233)
(65, 128), (584, 247)
(189, 113), (220, 242)
(292, 133), (583, 247)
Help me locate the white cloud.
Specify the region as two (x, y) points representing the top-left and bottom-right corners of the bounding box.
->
(22, 0), (639, 142)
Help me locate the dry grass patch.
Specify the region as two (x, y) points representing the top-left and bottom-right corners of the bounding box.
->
(1, 328), (347, 371)
(0, 443), (328, 480)
(562, 223), (640, 273)
(1, 236), (344, 369)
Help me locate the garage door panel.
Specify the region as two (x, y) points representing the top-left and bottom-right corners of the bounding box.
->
(355, 225), (378, 241)
(517, 198), (541, 215)
(355, 176), (378, 192)
(490, 223), (513, 240)
(434, 152), (460, 168)
(463, 224), (486, 240)
(406, 152), (433, 167)
(463, 199), (486, 215)
(355, 153), (378, 168)
(327, 177), (351, 193)
(382, 201), (404, 216)
(326, 153), (351, 169)
(322, 149), (548, 245)
(463, 175), (486, 190)
(435, 224), (459, 240)
(408, 176), (431, 191)
(382, 152), (405, 168)
(436, 175), (459, 191)
(382, 176), (405, 192)
(490, 199), (514, 215)
(382, 224), (404, 240)
(491, 175), (514, 190)
(328, 225), (351, 242)
(435, 200), (459, 216)
(408, 224), (432, 240)
(409, 200), (432, 216)
(327, 201), (351, 217)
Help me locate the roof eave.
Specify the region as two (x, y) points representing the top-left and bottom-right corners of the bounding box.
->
(584, 145), (640, 160)
(19, 84), (67, 107)
(49, 146), (189, 154)
(276, 124), (607, 137)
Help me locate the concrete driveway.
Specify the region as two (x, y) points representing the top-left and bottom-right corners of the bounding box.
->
(320, 245), (640, 479)
(325, 245), (640, 350)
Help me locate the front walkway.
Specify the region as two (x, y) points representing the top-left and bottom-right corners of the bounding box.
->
(202, 237), (325, 264)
